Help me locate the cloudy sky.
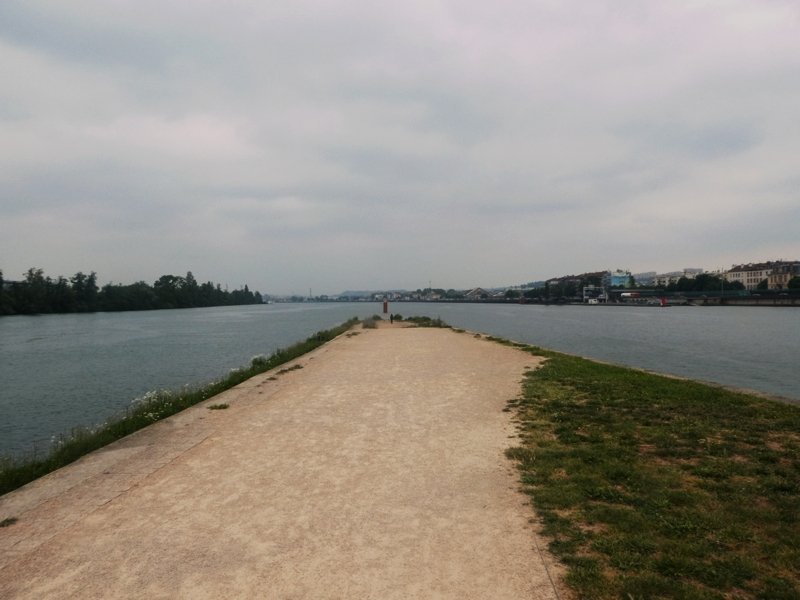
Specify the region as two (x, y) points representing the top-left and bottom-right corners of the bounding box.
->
(1, 1), (798, 295)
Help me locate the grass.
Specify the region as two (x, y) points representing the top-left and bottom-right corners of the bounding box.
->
(361, 315), (450, 329)
(404, 315), (449, 328)
(207, 403), (229, 410)
(0, 318), (359, 497)
(500, 340), (800, 599)
(362, 315), (381, 329)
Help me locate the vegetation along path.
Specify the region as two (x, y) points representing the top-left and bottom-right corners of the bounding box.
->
(0, 322), (564, 599)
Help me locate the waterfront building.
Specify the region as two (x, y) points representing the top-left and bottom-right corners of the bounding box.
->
(767, 262), (800, 290)
(633, 272), (656, 286)
(605, 269), (633, 288)
(465, 288), (491, 300)
(725, 262), (779, 290)
(653, 268), (703, 288)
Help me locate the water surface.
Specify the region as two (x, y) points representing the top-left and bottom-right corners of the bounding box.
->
(1, 302), (797, 459)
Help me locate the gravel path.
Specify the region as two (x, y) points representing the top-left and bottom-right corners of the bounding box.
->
(0, 324), (563, 599)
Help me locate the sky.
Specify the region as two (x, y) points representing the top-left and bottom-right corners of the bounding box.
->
(1, 1), (799, 295)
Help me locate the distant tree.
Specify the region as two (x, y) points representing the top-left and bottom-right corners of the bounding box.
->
(71, 271), (99, 312)
(179, 271), (200, 307)
(48, 275), (76, 313)
(626, 275), (636, 288)
(665, 274), (739, 293)
(583, 275), (603, 288)
(154, 274), (182, 308)
(0, 270), (12, 315)
(523, 287), (544, 300)
(788, 277), (800, 290)
(504, 289), (521, 300)
(1, 267), (263, 316)
(16, 268), (49, 314)
(756, 279), (769, 290)
(100, 281), (160, 311)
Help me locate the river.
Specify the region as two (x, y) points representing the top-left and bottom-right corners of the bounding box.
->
(1, 302), (797, 459)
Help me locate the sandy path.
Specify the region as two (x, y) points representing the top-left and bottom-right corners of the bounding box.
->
(0, 325), (561, 599)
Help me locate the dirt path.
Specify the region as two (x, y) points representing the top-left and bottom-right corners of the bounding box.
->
(0, 325), (562, 599)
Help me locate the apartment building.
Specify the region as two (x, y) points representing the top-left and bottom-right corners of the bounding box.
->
(767, 262), (800, 290)
(725, 262), (777, 290)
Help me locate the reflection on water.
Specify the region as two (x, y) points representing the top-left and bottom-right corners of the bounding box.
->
(1, 302), (797, 458)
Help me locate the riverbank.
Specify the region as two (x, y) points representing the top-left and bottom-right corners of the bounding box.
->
(502, 337), (800, 599)
(0, 323), (564, 599)
(0, 318), (359, 496)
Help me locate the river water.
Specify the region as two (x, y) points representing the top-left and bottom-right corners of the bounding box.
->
(1, 302), (798, 459)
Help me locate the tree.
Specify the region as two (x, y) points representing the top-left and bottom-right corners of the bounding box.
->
(154, 274), (182, 308)
(48, 276), (76, 313)
(1, 267), (264, 316)
(178, 271), (200, 307)
(756, 279), (769, 290)
(787, 277), (800, 290)
(17, 268), (49, 314)
(0, 270), (12, 315)
(71, 271), (99, 312)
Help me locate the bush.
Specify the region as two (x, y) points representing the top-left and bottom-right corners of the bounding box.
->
(405, 316), (449, 328)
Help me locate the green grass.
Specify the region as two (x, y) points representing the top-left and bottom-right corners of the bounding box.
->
(404, 315), (449, 328)
(502, 342), (800, 599)
(0, 318), (359, 497)
(362, 316), (381, 329)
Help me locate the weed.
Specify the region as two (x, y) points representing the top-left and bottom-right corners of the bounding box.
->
(207, 404), (229, 410)
(0, 517), (18, 527)
(404, 316), (449, 328)
(502, 340), (800, 599)
(361, 316), (383, 329)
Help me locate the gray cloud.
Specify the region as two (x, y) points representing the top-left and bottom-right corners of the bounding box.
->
(1, 1), (799, 294)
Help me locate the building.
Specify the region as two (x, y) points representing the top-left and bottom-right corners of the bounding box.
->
(605, 269), (633, 288)
(633, 272), (656, 286)
(767, 262), (800, 290)
(725, 262), (778, 290)
(653, 269), (703, 288)
(464, 288), (491, 300)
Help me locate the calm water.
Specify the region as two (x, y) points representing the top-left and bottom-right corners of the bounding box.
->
(0, 304), (371, 459)
(1, 302), (798, 459)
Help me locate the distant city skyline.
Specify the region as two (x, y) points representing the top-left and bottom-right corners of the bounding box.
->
(2, 2), (798, 296)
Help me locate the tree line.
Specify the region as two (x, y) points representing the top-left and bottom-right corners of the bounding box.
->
(0, 268), (263, 316)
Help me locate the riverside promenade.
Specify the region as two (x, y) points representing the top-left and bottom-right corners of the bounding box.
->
(0, 323), (563, 599)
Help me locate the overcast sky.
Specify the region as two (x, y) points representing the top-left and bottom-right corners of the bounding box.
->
(1, 1), (798, 295)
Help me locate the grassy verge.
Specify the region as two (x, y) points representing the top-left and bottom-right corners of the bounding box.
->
(0, 318), (359, 497)
(403, 315), (449, 327)
(500, 339), (800, 599)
